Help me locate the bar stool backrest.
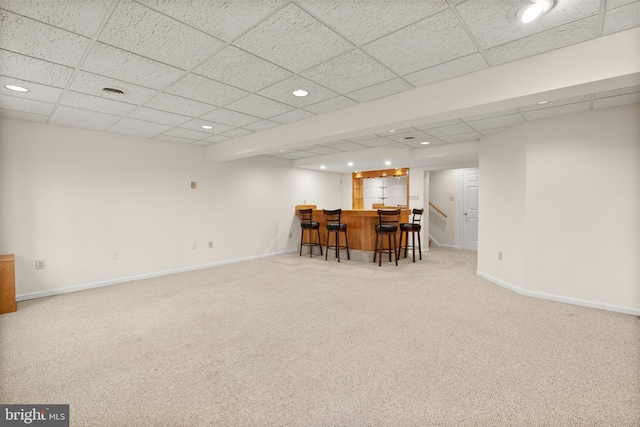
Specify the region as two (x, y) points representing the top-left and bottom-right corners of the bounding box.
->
(323, 209), (343, 230)
(376, 209), (401, 232)
(411, 208), (424, 227)
(298, 208), (316, 228)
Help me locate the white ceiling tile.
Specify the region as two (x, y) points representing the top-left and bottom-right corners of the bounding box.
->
(127, 107), (191, 126)
(518, 95), (592, 112)
(199, 108), (260, 127)
(297, 0), (448, 45)
(0, 108), (48, 122)
(593, 92), (640, 109)
(356, 137), (396, 147)
(303, 96), (357, 114)
(70, 71), (159, 105)
(466, 113), (524, 130)
(362, 9), (477, 75)
(100, 0), (224, 70)
(347, 78), (412, 103)
(424, 123), (477, 137)
(136, 0), (287, 42)
(143, 93), (215, 117)
(220, 128), (254, 138)
(224, 94), (294, 118)
(108, 118), (171, 138)
(165, 74), (249, 106)
(301, 49), (397, 93)
(416, 119), (463, 131)
(282, 150), (317, 158)
(270, 109), (315, 124)
(462, 108), (520, 122)
(440, 131), (483, 143)
(153, 134), (196, 144)
(479, 127), (510, 137)
(193, 46), (292, 93)
(457, 0), (600, 49)
(403, 53), (488, 87)
(378, 127), (420, 136)
(485, 16), (599, 66)
(595, 85), (640, 99)
(0, 93), (54, 115)
(234, 3), (353, 73)
(258, 75), (337, 107)
(607, 0), (637, 9)
(179, 119), (233, 134)
(0, 50), (74, 87)
(521, 101), (591, 120)
(306, 146), (340, 155)
(0, 77), (63, 103)
(0, 0), (111, 37)
(603, 2), (640, 35)
(243, 120), (280, 131)
(326, 141), (367, 151)
(0, 10), (90, 67)
(160, 127), (211, 140)
(203, 134), (232, 144)
(82, 43), (185, 90)
(51, 105), (121, 130)
(59, 91), (137, 116)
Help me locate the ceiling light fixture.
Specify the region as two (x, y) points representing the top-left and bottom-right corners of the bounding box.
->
(4, 84), (29, 92)
(292, 89), (308, 97)
(421, 141), (430, 145)
(320, 165), (326, 169)
(507, 0), (555, 24)
(385, 161), (391, 166)
(536, 100), (550, 105)
(201, 125), (213, 130)
(389, 129), (396, 133)
(348, 162), (354, 166)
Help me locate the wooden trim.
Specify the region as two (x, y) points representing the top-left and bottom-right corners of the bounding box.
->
(429, 202), (448, 218)
(0, 254), (16, 314)
(352, 168), (410, 208)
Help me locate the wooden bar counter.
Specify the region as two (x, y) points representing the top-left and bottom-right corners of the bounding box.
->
(296, 206), (409, 251)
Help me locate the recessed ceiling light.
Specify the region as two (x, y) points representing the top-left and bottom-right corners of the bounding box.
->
(279, 149), (285, 152)
(536, 100), (550, 105)
(347, 162), (354, 166)
(507, 0), (554, 24)
(292, 89), (308, 97)
(389, 129), (396, 133)
(201, 125), (213, 130)
(421, 141), (430, 145)
(385, 161), (391, 166)
(320, 165), (326, 169)
(4, 84), (28, 92)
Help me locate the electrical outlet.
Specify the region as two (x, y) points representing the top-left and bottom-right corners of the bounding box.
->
(208, 241), (213, 248)
(112, 251), (118, 259)
(35, 259), (46, 269)
(192, 243), (197, 250)
(288, 232), (292, 238)
(450, 196), (454, 201)
(498, 251), (503, 261)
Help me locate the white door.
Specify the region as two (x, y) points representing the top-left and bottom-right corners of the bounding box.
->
(462, 169), (479, 250)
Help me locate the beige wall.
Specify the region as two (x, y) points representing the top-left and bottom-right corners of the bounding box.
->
(478, 103), (640, 313)
(0, 118), (342, 298)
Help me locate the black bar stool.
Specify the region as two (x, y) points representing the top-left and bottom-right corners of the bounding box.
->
(373, 209), (401, 267)
(323, 209), (350, 262)
(298, 208), (322, 258)
(400, 208), (424, 262)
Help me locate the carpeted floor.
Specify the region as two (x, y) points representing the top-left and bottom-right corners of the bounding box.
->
(1, 248), (639, 426)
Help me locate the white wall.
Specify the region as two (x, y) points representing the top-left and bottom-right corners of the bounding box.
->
(478, 103), (640, 313)
(0, 118), (342, 298)
(428, 169), (463, 248)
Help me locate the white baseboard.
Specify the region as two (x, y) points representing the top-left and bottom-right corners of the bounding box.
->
(436, 244), (462, 249)
(17, 249), (298, 302)
(476, 271), (640, 316)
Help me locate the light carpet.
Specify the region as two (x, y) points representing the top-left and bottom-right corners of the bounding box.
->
(1, 248), (639, 426)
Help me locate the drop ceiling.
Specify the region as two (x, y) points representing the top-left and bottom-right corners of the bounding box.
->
(1, 0), (639, 173)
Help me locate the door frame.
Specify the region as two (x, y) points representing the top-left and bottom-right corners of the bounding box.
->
(460, 168), (479, 250)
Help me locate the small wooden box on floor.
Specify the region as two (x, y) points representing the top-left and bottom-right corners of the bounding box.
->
(0, 254), (16, 314)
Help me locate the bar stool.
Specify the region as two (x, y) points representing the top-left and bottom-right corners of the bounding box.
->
(323, 209), (350, 262)
(298, 208), (323, 258)
(373, 209), (401, 267)
(400, 208), (424, 262)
